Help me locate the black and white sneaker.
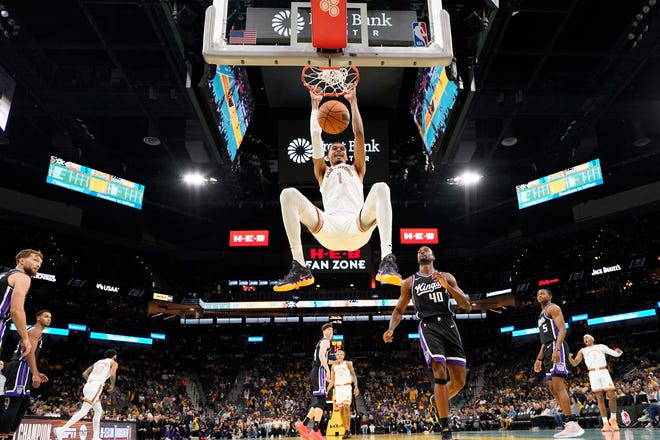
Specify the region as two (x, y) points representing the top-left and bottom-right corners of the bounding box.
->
(274, 260), (315, 292)
(375, 253), (402, 286)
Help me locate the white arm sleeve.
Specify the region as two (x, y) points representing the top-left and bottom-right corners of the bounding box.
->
(602, 345), (622, 357)
(310, 109), (324, 159)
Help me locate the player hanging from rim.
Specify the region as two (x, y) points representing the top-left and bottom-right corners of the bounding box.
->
(568, 334), (623, 432)
(274, 84), (401, 291)
(326, 350), (359, 439)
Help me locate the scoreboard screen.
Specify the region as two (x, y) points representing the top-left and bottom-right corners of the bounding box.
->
(516, 158), (604, 209)
(46, 156), (145, 209)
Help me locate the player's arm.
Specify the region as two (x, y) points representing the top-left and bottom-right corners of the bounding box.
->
(82, 365), (93, 381)
(602, 345), (623, 357)
(319, 339), (331, 380)
(8, 273), (32, 357)
(309, 89), (327, 184)
(108, 360), (118, 391)
(533, 345), (544, 372)
(434, 271), (471, 311)
(348, 361), (360, 396)
(568, 349), (583, 367)
(327, 365), (335, 392)
(344, 88), (366, 179)
(548, 304), (567, 364)
(383, 277), (412, 343)
(27, 327), (47, 388)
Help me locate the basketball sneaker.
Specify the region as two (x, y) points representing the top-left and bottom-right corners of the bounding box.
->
(441, 429), (452, 440)
(309, 429), (325, 440)
(601, 422), (612, 432)
(274, 261), (314, 292)
(553, 421), (584, 438)
(375, 254), (402, 286)
(295, 422), (311, 440)
(53, 427), (65, 440)
(608, 418), (619, 431)
(342, 431), (352, 439)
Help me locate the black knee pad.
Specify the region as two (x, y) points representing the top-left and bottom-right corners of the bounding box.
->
(434, 378), (448, 385)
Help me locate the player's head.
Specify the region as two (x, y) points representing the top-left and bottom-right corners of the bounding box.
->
(321, 322), (334, 336)
(417, 246), (435, 265)
(536, 288), (552, 304)
(15, 249), (43, 276)
(583, 334), (595, 345)
(328, 142), (348, 166)
(104, 349), (117, 359)
(336, 350), (345, 359)
(36, 310), (52, 327)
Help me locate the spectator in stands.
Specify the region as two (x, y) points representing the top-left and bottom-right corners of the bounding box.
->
(498, 405), (516, 431)
(568, 334), (622, 431)
(638, 402), (659, 428)
(533, 289), (584, 438)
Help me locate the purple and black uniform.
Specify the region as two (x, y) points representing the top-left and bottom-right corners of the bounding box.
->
(538, 304), (569, 379)
(0, 269), (24, 354)
(309, 336), (330, 407)
(411, 272), (466, 367)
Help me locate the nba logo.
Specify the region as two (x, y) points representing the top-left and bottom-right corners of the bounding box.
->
(412, 22), (428, 47)
(620, 410), (631, 426)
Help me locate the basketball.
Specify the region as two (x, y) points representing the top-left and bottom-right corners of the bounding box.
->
(318, 100), (350, 134)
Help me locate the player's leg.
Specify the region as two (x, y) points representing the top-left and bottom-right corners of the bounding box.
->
(430, 360), (452, 439)
(360, 182), (401, 286)
(275, 188), (320, 291)
(446, 363), (466, 400)
(594, 390), (610, 430)
(605, 389), (618, 430)
(92, 402), (103, 440)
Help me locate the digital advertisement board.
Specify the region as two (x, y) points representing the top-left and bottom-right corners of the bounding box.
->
(516, 158), (604, 209)
(46, 156), (145, 209)
(278, 120), (389, 186)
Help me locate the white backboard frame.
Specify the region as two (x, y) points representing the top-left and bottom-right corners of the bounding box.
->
(202, 0), (453, 67)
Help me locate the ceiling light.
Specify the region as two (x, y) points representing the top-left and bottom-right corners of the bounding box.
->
(142, 135), (161, 146)
(501, 137), (518, 147)
(183, 173), (207, 185)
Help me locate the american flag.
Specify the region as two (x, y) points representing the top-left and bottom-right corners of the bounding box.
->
(229, 29), (257, 44)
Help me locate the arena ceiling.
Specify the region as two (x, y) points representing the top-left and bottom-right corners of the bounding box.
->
(0, 0), (659, 257)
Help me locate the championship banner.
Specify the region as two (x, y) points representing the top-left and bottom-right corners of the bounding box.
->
(15, 417), (136, 440)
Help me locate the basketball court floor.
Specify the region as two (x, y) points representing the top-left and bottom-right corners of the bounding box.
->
(344, 431), (659, 440)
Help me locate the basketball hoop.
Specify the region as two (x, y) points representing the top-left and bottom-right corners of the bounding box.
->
(301, 66), (360, 97)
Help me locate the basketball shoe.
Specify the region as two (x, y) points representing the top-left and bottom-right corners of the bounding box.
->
(342, 431), (352, 439)
(53, 427), (65, 440)
(601, 422), (612, 432)
(309, 429), (325, 440)
(553, 421), (584, 438)
(608, 418), (619, 431)
(441, 429), (452, 440)
(274, 261), (314, 292)
(375, 254), (402, 286)
(295, 422), (311, 440)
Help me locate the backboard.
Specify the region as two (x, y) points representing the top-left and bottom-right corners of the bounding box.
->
(202, 0), (453, 67)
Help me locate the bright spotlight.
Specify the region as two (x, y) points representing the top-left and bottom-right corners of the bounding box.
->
(460, 171), (483, 185)
(183, 173), (206, 185)
(448, 171), (483, 186)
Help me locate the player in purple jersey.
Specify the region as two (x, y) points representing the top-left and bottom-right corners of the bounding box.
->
(383, 246), (471, 440)
(0, 249), (44, 358)
(534, 289), (584, 438)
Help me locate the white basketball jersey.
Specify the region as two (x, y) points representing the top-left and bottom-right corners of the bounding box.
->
(582, 344), (612, 369)
(334, 361), (352, 385)
(320, 164), (364, 215)
(87, 358), (114, 383)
